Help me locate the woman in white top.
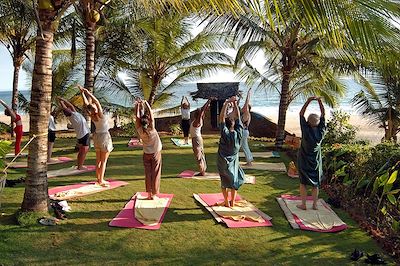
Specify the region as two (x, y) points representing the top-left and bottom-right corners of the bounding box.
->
(181, 96), (191, 144)
(79, 85), (113, 187)
(47, 111), (57, 162)
(135, 99), (162, 199)
(190, 98), (211, 176)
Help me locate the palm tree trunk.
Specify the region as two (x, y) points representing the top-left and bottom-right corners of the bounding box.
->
(275, 69), (291, 148)
(11, 58), (23, 137)
(84, 22), (96, 124)
(21, 10), (56, 212)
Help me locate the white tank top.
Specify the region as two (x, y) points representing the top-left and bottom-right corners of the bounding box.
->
(181, 108), (190, 120)
(93, 115), (109, 133)
(190, 120), (202, 138)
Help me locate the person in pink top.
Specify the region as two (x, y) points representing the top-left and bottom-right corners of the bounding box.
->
(134, 99), (163, 200)
(0, 99), (23, 155)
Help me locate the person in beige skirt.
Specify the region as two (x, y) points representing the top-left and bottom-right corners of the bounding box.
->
(134, 99), (162, 199)
(79, 85), (113, 187)
(190, 98), (211, 176)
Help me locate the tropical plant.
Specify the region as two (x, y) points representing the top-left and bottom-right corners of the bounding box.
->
(0, 0), (36, 117)
(352, 67), (400, 143)
(204, 0), (400, 147)
(324, 110), (358, 146)
(96, 14), (233, 108)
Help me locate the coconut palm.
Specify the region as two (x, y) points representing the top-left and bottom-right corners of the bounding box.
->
(352, 66), (400, 143)
(0, 0), (36, 115)
(97, 14), (233, 107)
(205, 0), (400, 147)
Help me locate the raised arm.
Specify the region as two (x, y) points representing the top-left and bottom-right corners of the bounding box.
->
(82, 87), (103, 116)
(243, 88), (252, 113)
(220, 100), (229, 123)
(143, 100), (155, 128)
(78, 85), (91, 106)
(193, 99), (211, 127)
(232, 99), (240, 121)
(299, 97), (314, 117)
(134, 101), (142, 129)
(58, 97), (76, 112)
(0, 99), (16, 120)
(317, 98), (325, 118)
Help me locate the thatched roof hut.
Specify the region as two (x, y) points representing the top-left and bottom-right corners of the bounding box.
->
(191, 82), (241, 100)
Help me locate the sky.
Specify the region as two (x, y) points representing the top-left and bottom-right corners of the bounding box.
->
(0, 46), (28, 92)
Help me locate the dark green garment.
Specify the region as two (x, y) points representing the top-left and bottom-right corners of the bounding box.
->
(297, 116), (325, 187)
(217, 120), (245, 190)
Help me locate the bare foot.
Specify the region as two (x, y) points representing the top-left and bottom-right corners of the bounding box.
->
(244, 162), (253, 166)
(194, 172), (204, 176)
(230, 201), (235, 207)
(296, 204), (307, 210)
(312, 205), (318, 210)
(77, 166), (88, 170)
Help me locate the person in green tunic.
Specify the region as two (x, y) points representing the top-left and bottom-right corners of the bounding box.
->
(217, 96), (245, 207)
(297, 96), (326, 210)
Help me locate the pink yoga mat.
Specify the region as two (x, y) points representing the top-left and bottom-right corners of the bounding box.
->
(128, 138), (143, 148)
(109, 192), (174, 230)
(48, 179), (129, 199)
(198, 193), (272, 228)
(8, 156), (73, 169)
(280, 194), (347, 233)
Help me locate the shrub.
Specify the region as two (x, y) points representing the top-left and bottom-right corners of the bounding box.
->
(121, 121), (138, 137)
(169, 123), (181, 135)
(0, 122), (10, 134)
(324, 110), (358, 146)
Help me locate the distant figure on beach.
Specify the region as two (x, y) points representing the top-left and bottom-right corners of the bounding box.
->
(240, 88), (253, 166)
(0, 99), (22, 155)
(297, 96), (326, 210)
(47, 111), (57, 162)
(181, 96), (191, 144)
(80, 85), (113, 187)
(217, 96), (245, 207)
(190, 98), (211, 176)
(135, 99), (162, 199)
(58, 96), (89, 170)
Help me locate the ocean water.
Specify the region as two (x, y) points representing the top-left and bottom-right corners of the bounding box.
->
(0, 79), (363, 118)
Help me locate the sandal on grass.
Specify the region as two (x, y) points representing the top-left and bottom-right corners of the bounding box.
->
(350, 249), (363, 261)
(365, 254), (386, 264)
(38, 217), (59, 226)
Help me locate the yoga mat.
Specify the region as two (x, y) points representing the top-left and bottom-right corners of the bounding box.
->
(47, 165), (96, 178)
(5, 152), (28, 159)
(194, 193), (272, 228)
(109, 192), (174, 230)
(170, 138), (192, 147)
(178, 170), (256, 184)
(239, 151), (274, 158)
(127, 138), (143, 148)
(240, 162), (286, 172)
(8, 156), (73, 169)
(277, 194), (347, 232)
(48, 179), (128, 200)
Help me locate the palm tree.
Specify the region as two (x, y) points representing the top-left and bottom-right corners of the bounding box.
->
(205, 0), (400, 147)
(0, 0), (36, 118)
(97, 14), (233, 107)
(352, 65), (400, 143)
(20, 0), (242, 213)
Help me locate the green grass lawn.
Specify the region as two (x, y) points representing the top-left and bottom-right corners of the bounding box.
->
(0, 136), (394, 265)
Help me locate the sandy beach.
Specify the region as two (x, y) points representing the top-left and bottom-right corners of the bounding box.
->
(0, 112), (384, 144)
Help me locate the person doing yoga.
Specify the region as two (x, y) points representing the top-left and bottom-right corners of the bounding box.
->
(217, 96), (245, 207)
(240, 88), (253, 166)
(190, 98), (211, 176)
(0, 99), (23, 155)
(58, 96), (89, 170)
(80, 85), (113, 187)
(180, 96), (191, 144)
(297, 96), (326, 210)
(135, 99), (162, 200)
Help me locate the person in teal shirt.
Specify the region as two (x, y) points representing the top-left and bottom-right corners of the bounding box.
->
(217, 96), (245, 207)
(297, 96), (326, 210)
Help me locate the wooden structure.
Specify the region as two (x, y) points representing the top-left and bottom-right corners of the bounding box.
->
(192, 82), (240, 128)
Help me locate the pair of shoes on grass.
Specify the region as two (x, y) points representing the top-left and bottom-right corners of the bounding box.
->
(351, 249), (386, 264)
(50, 200), (67, 220)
